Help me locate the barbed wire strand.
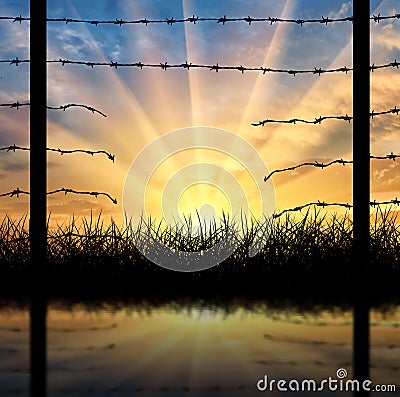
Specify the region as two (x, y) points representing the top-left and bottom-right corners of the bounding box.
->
(273, 199), (400, 218)
(2, 189), (397, 217)
(264, 153), (400, 181)
(0, 101), (107, 117)
(0, 144), (115, 162)
(0, 187), (117, 204)
(1, 57), (400, 75)
(1, 13), (400, 26)
(253, 106), (399, 127)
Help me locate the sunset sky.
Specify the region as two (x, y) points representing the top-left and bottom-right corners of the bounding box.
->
(0, 0), (399, 227)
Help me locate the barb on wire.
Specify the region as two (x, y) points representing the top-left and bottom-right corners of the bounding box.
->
(253, 106), (399, 127)
(0, 102), (107, 117)
(0, 187), (117, 204)
(273, 199), (400, 218)
(0, 188), (29, 198)
(1, 13), (400, 26)
(0, 144), (115, 162)
(264, 153), (400, 181)
(2, 58), (399, 75)
(0, 15), (30, 23)
(370, 198), (400, 207)
(0, 145), (29, 153)
(0, 101), (29, 109)
(0, 57), (29, 66)
(370, 152), (400, 161)
(369, 106), (400, 118)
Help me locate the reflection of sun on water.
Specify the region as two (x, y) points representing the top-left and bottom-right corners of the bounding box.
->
(43, 306), (399, 394)
(1, 305), (399, 394)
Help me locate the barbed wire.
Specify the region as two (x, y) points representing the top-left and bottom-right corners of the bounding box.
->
(370, 198), (400, 207)
(1, 13), (400, 26)
(46, 59), (357, 75)
(0, 101), (107, 117)
(273, 199), (400, 218)
(1, 189), (398, 215)
(0, 187), (117, 204)
(0, 58), (29, 65)
(274, 202), (353, 218)
(253, 106), (399, 126)
(1, 57), (400, 75)
(41, 59), (400, 75)
(0, 144), (115, 162)
(265, 159), (352, 181)
(264, 153), (400, 181)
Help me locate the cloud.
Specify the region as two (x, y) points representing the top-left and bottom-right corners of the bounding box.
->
(371, 160), (400, 194)
(327, 1), (352, 19)
(0, 158), (29, 172)
(47, 199), (115, 215)
(0, 199), (29, 215)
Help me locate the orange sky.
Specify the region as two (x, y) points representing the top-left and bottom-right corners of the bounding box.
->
(0, 0), (399, 229)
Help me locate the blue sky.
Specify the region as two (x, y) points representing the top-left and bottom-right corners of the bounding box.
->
(0, 0), (399, 224)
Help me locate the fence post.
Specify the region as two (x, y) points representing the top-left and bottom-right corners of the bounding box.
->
(352, 1), (370, 395)
(29, 0), (47, 396)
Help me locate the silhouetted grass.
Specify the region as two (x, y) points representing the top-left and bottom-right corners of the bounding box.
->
(0, 208), (398, 300)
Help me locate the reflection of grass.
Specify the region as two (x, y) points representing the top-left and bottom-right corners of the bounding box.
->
(0, 208), (399, 300)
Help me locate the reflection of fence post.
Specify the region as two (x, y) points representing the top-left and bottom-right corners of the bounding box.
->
(29, 1), (47, 397)
(352, 1), (370, 395)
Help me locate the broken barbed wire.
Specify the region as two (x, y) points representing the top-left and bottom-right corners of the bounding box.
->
(0, 101), (107, 117)
(253, 106), (399, 127)
(264, 159), (353, 181)
(273, 199), (400, 218)
(1, 12), (400, 26)
(264, 153), (400, 181)
(0, 144), (115, 162)
(0, 187), (117, 204)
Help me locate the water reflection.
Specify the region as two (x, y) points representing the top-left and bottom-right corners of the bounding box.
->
(0, 305), (30, 396)
(0, 302), (399, 397)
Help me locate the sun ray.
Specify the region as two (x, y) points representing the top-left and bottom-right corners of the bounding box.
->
(237, 0), (293, 133)
(182, 0), (202, 127)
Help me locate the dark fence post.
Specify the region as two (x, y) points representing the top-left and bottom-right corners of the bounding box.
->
(29, 1), (47, 397)
(352, 1), (370, 396)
